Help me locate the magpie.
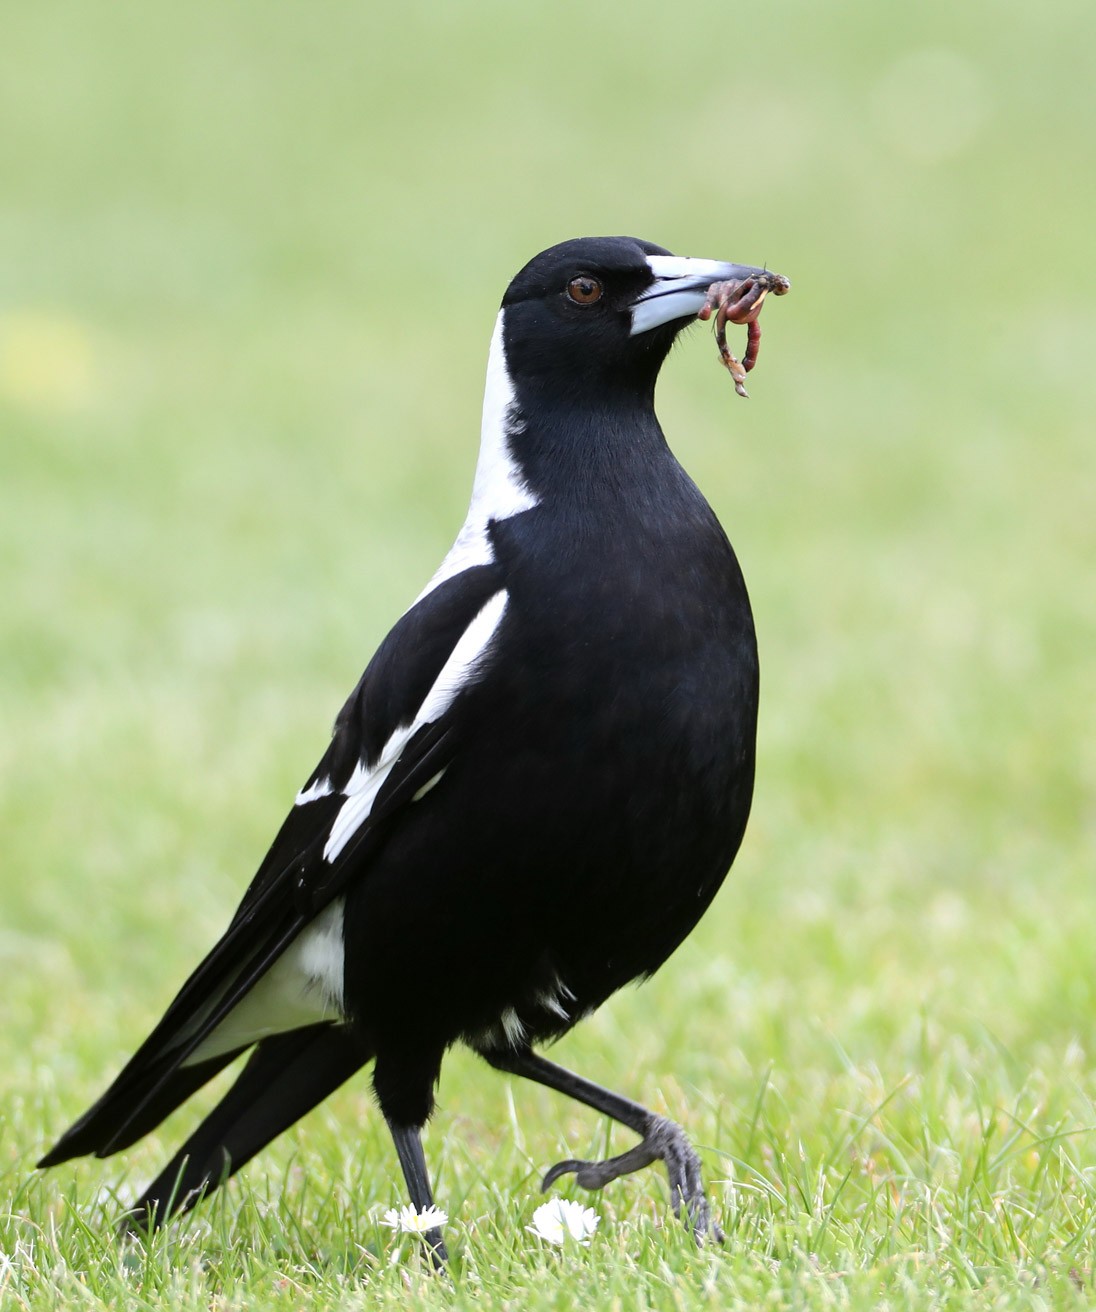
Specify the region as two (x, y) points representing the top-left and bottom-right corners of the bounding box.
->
(40, 236), (780, 1261)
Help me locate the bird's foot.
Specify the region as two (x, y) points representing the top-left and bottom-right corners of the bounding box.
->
(540, 1113), (723, 1243)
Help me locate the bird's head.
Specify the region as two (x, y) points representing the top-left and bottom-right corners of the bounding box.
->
(498, 235), (773, 406)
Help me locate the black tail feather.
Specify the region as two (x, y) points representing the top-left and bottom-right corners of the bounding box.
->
(38, 1050), (244, 1168)
(124, 1024), (369, 1229)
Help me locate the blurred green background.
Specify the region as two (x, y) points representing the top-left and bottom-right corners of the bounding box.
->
(2, 0), (1095, 1303)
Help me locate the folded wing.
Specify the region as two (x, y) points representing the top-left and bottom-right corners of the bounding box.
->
(40, 564), (509, 1165)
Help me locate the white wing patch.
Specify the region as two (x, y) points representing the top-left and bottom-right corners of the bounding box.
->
(182, 898), (346, 1066)
(322, 588), (509, 863)
(295, 775), (333, 806)
(323, 751), (402, 864)
(414, 312), (538, 605)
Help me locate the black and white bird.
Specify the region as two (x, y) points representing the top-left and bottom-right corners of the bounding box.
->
(41, 236), (778, 1261)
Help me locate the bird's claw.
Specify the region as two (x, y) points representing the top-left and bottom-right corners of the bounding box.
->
(540, 1113), (724, 1244)
(541, 1139), (659, 1192)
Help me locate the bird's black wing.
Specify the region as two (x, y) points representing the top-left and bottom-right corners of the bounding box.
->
(40, 563), (508, 1164)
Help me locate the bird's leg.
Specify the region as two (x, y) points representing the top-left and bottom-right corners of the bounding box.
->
(480, 1046), (722, 1243)
(385, 1119), (449, 1267)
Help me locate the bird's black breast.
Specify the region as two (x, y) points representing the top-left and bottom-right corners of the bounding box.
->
(491, 470), (757, 894)
(344, 458), (758, 1051)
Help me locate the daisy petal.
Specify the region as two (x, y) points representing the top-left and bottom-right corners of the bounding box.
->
(527, 1197), (600, 1246)
(380, 1204), (449, 1233)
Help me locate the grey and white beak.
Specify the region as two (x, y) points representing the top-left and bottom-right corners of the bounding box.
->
(629, 255), (773, 336)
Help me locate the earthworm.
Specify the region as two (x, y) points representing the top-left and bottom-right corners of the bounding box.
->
(699, 271), (790, 398)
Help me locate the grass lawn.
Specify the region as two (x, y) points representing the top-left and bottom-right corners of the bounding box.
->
(2, 1), (1095, 1307)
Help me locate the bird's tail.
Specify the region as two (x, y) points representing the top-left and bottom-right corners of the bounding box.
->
(38, 1047), (246, 1168)
(122, 1024), (370, 1229)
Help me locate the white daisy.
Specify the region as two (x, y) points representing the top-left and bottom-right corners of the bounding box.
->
(380, 1204), (449, 1234)
(526, 1197), (600, 1246)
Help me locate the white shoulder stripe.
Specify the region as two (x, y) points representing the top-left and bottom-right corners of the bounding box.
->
(323, 750), (400, 861)
(416, 588), (509, 723)
(322, 589), (510, 862)
(413, 312), (538, 605)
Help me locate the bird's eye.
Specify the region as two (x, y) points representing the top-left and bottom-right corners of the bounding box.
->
(566, 275), (604, 306)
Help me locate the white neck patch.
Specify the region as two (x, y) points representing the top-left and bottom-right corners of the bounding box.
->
(413, 311), (538, 603)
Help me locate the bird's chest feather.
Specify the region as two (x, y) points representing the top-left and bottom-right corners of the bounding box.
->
(344, 498), (760, 1037)
(493, 508), (756, 772)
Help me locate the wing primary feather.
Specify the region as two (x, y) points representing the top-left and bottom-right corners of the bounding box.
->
(98, 914), (308, 1156)
(71, 718), (451, 1157)
(45, 573), (497, 1165)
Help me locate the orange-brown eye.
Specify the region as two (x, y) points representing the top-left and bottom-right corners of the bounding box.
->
(567, 275), (603, 305)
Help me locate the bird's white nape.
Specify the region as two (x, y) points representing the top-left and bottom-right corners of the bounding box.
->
(474, 311), (537, 521)
(413, 311), (538, 604)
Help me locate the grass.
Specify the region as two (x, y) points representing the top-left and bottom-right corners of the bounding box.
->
(2, 0), (1096, 1307)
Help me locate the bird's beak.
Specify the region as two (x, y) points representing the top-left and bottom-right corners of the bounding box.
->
(629, 256), (773, 336)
